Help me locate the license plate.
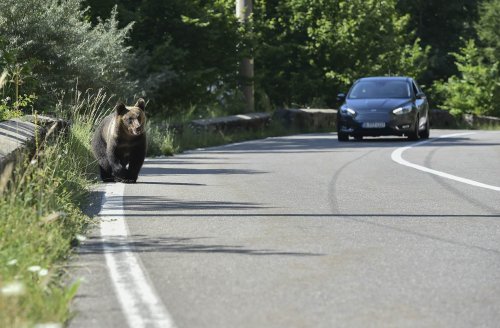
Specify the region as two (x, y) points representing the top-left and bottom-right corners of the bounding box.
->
(362, 122), (386, 128)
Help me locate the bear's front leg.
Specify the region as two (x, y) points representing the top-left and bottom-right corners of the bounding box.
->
(107, 150), (128, 182)
(114, 168), (136, 183)
(124, 151), (146, 183)
(99, 165), (115, 183)
(112, 165), (131, 183)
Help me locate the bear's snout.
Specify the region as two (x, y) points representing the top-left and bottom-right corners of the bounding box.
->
(131, 127), (143, 136)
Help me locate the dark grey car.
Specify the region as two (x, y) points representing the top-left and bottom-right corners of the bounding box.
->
(337, 76), (430, 141)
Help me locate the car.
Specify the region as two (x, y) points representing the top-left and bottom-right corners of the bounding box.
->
(336, 76), (430, 141)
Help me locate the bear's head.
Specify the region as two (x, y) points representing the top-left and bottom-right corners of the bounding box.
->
(115, 98), (146, 137)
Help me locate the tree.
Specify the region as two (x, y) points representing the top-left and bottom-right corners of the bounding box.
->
(476, 0), (500, 62)
(85, 0), (244, 116)
(434, 0), (500, 117)
(396, 0), (479, 86)
(434, 40), (498, 116)
(0, 0), (135, 109)
(252, 0), (429, 107)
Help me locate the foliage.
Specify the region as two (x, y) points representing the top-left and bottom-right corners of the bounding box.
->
(0, 94), (36, 120)
(84, 0), (429, 112)
(433, 0), (500, 117)
(0, 121), (94, 327)
(434, 41), (498, 116)
(0, 0), (136, 110)
(252, 0), (429, 107)
(476, 0), (500, 61)
(85, 0), (243, 115)
(147, 123), (179, 157)
(0, 88), (113, 326)
(396, 0), (479, 85)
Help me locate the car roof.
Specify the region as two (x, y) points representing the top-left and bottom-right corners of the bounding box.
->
(356, 76), (412, 82)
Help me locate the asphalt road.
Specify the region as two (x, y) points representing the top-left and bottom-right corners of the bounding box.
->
(71, 129), (500, 328)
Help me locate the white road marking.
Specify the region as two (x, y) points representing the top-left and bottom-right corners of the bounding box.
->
(391, 132), (500, 192)
(100, 183), (177, 328)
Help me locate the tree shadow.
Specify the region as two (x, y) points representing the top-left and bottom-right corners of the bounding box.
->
(198, 133), (480, 154)
(120, 195), (272, 212)
(141, 166), (267, 176)
(78, 235), (323, 257)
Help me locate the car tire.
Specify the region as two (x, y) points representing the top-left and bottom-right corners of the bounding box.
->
(407, 116), (420, 141)
(338, 132), (349, 142)
(354, 135), (363, 141)
(420, 119), (430, 139)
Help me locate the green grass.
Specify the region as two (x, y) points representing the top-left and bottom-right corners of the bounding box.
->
(147, 119), (332, 157)
(0, 98), (101, 327)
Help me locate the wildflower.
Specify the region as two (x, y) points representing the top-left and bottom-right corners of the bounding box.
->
(30, 159), (37, 165)
(75, 234), (87, 242)
(1, 281), (25, 296)
(34, 323), (63, 328)
(28, 265), (41, 272)
(7, 259), (18, 266)
(38, 268), (49, 277)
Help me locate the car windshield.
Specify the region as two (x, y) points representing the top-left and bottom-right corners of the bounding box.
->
(348, 80), (411, 99)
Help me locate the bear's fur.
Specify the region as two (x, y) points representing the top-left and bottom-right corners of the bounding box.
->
(91, 98), (147, 183)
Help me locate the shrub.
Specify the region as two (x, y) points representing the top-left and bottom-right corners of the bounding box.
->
(434, 40), (499, 116)
(0, 0), (136, 111)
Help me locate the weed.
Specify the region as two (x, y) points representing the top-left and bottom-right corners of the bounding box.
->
(147, 118), (327, 156)
(146, 123), (179, 157)
(0, 90), (107, 327)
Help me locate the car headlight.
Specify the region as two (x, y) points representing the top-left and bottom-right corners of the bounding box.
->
(392, 106), (412, 115)
(340, 106), (357, 117)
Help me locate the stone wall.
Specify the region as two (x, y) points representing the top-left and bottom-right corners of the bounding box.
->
(2, 109), (498, 174)
(0, 116), (68, 174)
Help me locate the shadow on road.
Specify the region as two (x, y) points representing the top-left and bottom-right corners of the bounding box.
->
(120, 196), (271, 212)
(78, 235), (323, 257)
(141, 166), (267, 176)
(191, 133), (481, 154)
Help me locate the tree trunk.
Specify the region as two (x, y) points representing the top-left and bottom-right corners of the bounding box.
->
(236, 0), (254, 113)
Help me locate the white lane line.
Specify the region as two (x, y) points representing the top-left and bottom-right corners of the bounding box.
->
(391, 132), (500, 192)
(100, 183), (177, 328)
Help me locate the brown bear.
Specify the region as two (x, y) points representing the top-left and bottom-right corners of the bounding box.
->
(91, 99), (147, 183)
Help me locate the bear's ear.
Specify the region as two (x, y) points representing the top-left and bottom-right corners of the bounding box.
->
(114, 102), (127, 116)
(135, 98), (145, 111)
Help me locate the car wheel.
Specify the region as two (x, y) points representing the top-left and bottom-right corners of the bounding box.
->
(407, 115), (420, 141)
(354, 135), (363, 141)
(338, 131), (349, 142)
(420, 119), (430, 139)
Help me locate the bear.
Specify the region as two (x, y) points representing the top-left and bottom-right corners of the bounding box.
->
(91, 98), (147, 183)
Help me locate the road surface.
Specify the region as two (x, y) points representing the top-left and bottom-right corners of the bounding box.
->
(71, 130), (500, 328)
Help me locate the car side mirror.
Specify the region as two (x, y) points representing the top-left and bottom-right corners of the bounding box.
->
(416, 92), (425, 99)
(337, 93), (346, 101)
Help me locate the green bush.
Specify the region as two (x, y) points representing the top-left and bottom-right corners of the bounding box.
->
(0, 0), (136, 111)
(433, 0), (500, 117)
(252, 0), (429, 108)
(434, 40), (499, 116)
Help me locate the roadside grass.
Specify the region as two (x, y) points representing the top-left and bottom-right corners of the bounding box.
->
(468, 122), (500, 130)
(147, 109), (500, 157)
(146, 119), (325, 157)
(0, 93), (104, 327)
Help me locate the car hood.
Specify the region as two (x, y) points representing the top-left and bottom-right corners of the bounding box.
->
(345, 98), (411, 112)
